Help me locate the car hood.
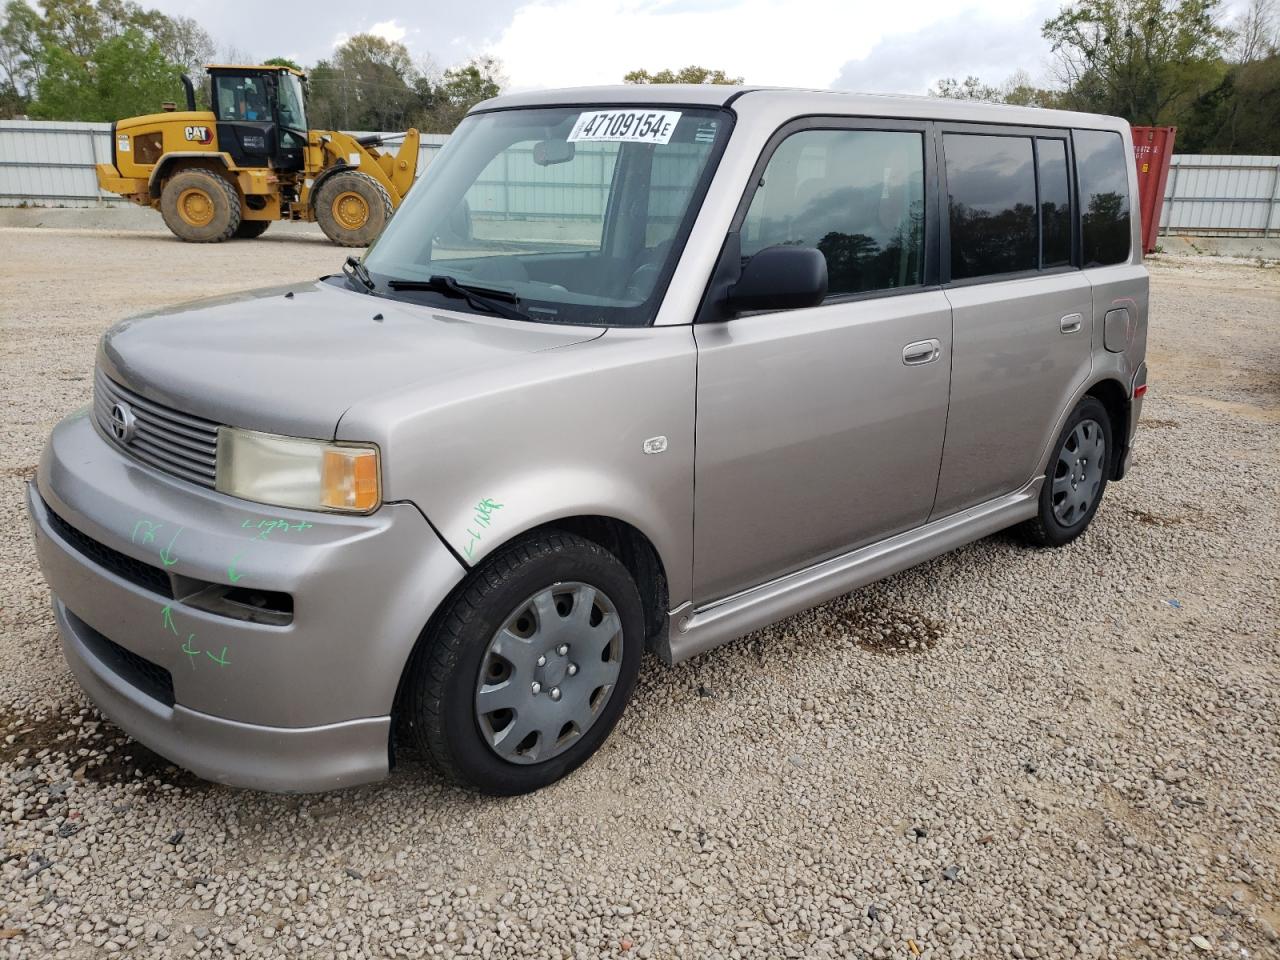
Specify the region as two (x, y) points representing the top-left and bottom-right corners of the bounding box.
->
(98, 278), (604, 439)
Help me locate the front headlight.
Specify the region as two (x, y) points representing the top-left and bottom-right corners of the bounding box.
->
(216, 427), (381, 513)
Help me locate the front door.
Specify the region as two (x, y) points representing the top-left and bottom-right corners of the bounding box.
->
(692, 121), (951, 604)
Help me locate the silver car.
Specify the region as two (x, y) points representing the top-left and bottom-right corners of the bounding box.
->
(27, 86), (1148, 795)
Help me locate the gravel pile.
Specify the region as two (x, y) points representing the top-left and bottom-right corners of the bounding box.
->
(2, 229), (1277, 959)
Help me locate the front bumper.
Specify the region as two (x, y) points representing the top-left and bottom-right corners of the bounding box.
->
(27, 413), (466, 792)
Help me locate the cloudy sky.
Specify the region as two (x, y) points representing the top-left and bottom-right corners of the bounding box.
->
(140, 0), (1237, 94)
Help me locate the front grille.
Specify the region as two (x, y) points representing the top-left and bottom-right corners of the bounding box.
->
(45, 504), (173, 599)
(69, 609), (175, 707)
(94, 368), (219, 488)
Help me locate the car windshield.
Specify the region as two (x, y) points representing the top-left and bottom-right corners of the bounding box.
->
(361, 105), (731, 326)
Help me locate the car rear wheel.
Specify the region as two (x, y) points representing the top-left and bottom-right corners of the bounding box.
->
(401, 531), (644, 795)
(1020, 395), (1112, 547)
(314, 171), (393, 247)
(159, 169), (241, 242)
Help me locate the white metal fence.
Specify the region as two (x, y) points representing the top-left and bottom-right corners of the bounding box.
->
(1159, 154), (1280, 238)
(4, 120), (1279, 238)
(0, 119), (449, 207)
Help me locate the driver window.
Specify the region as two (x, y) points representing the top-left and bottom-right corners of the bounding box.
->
(742, 128), (926, 296)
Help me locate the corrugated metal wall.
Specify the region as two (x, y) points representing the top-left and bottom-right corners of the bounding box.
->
(0, 120), (449, 207)
(1160, 155), (1280, 237)
(4, 120), (1279, 237)
(0, 120), (119, 205)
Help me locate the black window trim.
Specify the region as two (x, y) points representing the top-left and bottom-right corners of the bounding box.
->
(936, 121), (1080, 288)
(1033, 135), (1076, 271)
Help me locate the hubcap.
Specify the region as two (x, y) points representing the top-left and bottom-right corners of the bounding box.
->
(177, 187), (214, 226)
(332, 191), (369, 230)
(475, 582), (623, 765)
(1051, 418), (1105, 527)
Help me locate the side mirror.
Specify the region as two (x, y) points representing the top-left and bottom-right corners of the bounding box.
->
(726, 246), (828, 313)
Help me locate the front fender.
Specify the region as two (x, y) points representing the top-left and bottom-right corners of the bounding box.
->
(337, 327), (699, 606)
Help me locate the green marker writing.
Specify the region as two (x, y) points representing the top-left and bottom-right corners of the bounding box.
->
(181, 635), (200, 670)
(159, 526), (183, 567)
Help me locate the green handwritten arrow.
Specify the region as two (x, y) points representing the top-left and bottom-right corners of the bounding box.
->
(206, 646), (230, 667)
(159, 527), (183, 567)
(227, 553), (244, 583)
(161, 605), (178, 635)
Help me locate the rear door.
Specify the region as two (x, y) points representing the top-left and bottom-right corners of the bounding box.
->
(692, 120), (952, 603)
(932, 128), (1094, 518)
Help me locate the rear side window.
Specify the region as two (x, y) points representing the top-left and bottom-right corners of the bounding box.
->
(1075, 129), (1131, 266)
(1037, 138), (1071, 268)
(944, 134), (1037, 279)
(742, 129), (925, 296)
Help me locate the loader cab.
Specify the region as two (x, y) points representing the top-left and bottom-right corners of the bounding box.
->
(207, 65), (308, 172)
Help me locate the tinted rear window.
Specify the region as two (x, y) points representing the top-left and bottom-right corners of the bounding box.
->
(944, 134), (1037, 280)
(1037, 138), (1071, 268)
(1075, 129), (1131, 267)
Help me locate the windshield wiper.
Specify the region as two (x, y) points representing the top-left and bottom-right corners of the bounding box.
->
(387, 274), (526, 320)
(343, 256), (375, 293)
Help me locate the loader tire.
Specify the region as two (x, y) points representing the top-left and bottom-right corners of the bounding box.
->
(315, 171), (393, 247)
(159, 169), (241, 243)
(234, 219), (270, 239)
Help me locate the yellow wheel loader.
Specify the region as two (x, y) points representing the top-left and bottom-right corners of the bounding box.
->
(94, 64), (420, 246)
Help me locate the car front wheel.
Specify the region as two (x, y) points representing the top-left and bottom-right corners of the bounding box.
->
(401, 531), (644, 795)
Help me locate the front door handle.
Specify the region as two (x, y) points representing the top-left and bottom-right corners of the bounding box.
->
(1060, 313), (1083, 334)
(902, 339), (941, 366)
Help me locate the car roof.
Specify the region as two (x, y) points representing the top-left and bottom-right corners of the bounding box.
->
(473, 85), (1127, 132)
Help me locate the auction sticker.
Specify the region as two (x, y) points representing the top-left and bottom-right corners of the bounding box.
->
(568, 110), (682, 145)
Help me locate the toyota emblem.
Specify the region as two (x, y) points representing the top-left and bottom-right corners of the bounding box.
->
(109, 401), (137, 443)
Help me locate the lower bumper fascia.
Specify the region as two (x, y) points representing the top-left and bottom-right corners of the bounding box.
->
(57, 599), (390, 793)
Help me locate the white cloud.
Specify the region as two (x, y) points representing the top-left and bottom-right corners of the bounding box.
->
(490, 0), (1028, 91)
(368, 19), (409, 43)
(332, 19), (409, 51)
(832, 3), (1058, 95)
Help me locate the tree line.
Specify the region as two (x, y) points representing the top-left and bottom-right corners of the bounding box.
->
(929, 0), (1280, 154)
(0, 0), (503, 132)
(3, 0), (1277, 152)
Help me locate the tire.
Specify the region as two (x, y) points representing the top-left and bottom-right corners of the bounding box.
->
(314, 171), (394, 247)
(233, 219), (270, 239)
(402, 531), (644, 795)
(159, 168), (241, 242)
(1020, 396), (1112, 548)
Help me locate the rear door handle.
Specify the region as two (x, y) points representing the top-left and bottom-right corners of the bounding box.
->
(1060, 313), (1083, 334)
(902, 339), (941, 365)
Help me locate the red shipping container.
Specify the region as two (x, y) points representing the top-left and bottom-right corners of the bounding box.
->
(1131, 125), (1177, 255)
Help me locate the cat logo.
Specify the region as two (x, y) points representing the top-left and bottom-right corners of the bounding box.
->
(183, 125), (213, 144)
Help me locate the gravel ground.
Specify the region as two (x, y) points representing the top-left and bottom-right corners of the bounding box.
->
(1, 228), (1278, 960)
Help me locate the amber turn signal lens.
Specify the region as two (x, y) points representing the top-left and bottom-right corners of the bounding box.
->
(216, 427), (381, 514)
(321, 447), (380, 511)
